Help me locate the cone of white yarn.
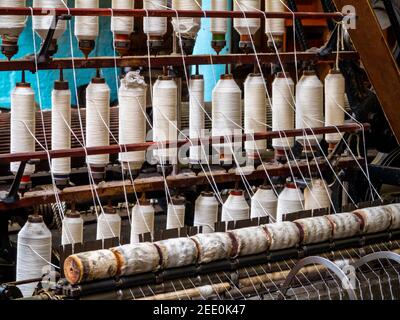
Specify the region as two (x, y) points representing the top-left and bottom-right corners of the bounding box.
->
(111, 0), (135, 35)
(0, 0), (26, 38)
(325, 69), (345, 145)
(212, 74), (242, 159)
(222, 190), (250, 222)
(118, 71), (147, 170)
(304, 179), (332, 210)
(244, 73), (266, 156)
(51, 79), (71, 177)
(189, 74), (205, 163)
(272, 72), (295, 150)
(251, 185), (278, 220)
(130, 200), (155, 243)
(16, 215), (52, 297)
(211, 0), (227, 35)
(234, 0), (261, 36)
(143, 0), (167, 37)
(74, 0), (99, 42)
(166, 196), (186, 230)
(61, 210), (84, 245)
(96, 207), (121, 240)
(86, 74), (110, 167)
(295, 70), (324, 146)
(265, 0), (286, 45)
(277, 183), (305, 222)
(194, 191), (219, 233)
(10, 81), (36, 176)
(171, 0), (202, 39)
(152, 76), (178, 165)
(32, 0), (66, 40)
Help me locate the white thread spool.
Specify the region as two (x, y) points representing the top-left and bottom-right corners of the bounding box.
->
(86, 74), (110, 172)
(272, 72), (295, 152)
(189, 74), (205, 163)
(234, 0), (261, 43)
(16, 215), (52, 297)
(61, 210), (84, 245)
(51, 78), (71, 179)
(10, 81), (36, 177)
(171, 0), (202, 39)
(221, 190), (250, 222)
(0, 0), (26, 38)
(265, 0), (286, 47)
(244, 73), (266, 157)
(211, 0), (227, 35)
(304, 179), (332, 210)
(152, 76), (178, 165)
(277, 183), (305, 222)
(111, 0), (135, 35)
(118, 71), (147, 171)
(295, 70), (324, 147)
(194, 191), (219, 233)
(74, 0), (99, 42)
(212, 74), (242, 161)
(143, 0), (167, 40)
(130, 200), (155, 243)
(32, 0), (66, 40)
(166, 196), (186, 230)
(96, 207), (121, 240)
(251, 185), (278, 219)
(325, 69), (345, 146)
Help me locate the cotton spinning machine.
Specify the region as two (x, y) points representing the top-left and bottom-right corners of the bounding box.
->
(0, 0), (400, 301)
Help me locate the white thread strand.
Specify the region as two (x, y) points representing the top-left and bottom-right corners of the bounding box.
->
(251, 186), (278, 219)
(166, 202), (185, 230)
(153, 77), (178, 164)
(61, 214), (84, 245)
(111, 0), (134, 35)
(212, 76), (242, 158)
(86, 78), (110, 167)
(143, 0), (167, 37)
(189, 76), (205, 163)
(74, 0), (99, 41)
(272, 73), (295, 150)
(118, 71), (147, 170)
(16, 218), (52, 297)
(51, 86), (71, 176)
(304, 179), (332, 211)
(10, 83), (36, 175)
(234, 0), (260, 36)
(244, 73), (266, 155)
(325, 70), (346, 144)
(171, 0), (202, 39)
(32, 0), (66, 40)
(277, 185), (305, 222)
(96, 212), (121, 240)
(0, 0), (26, 38)
(221, 191), (250, 222)
(265, 0), (286, 44)
(194, 193), (219, 233)
(130, 203), (155, 243)
(211, 0), (227, 34)
(295, 71), (324, 146)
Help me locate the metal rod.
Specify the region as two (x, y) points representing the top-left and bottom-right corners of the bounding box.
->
(0, 52), (359, 72)
(0, 8), (345, 19)
(0, 123), (370, 164)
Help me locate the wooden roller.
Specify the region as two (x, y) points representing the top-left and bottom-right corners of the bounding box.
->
(265, 222), (300, 251)
(326, 212), (362, 239)
(191, 232), (237, 264)
(229, 226), (271, 257)
(64, 249), (119, 285)
(353, 205), (392, 234)
(111, 243), (160, 277)
(294, 216), (333, 245)
(385, 203), (400, 230)
(154, 238), (198, 269)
